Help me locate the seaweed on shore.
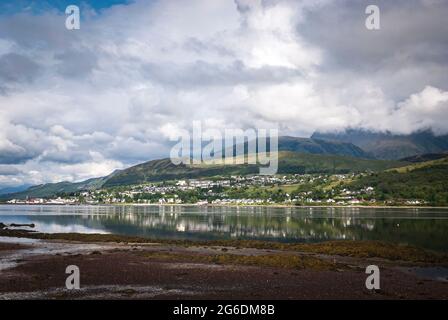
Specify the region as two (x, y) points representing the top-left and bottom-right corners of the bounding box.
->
(1, 228), (446, 264)
(139, 251), (340, 271)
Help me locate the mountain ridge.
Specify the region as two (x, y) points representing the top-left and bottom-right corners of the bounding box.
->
(312, 129), (448, 160)
(1, 135), (418, 200)
(1, 150), (407, 200)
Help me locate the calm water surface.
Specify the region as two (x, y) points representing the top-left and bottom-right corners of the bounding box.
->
(1, 205), (447, 252)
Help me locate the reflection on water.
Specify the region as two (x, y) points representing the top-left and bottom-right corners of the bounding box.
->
(1, 205), (448, 252)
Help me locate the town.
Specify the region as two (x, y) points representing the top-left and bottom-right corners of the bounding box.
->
(5, 173), (425, 206)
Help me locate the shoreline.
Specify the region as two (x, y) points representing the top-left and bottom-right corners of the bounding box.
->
(1, 203), (448, 209)
(1, 228), (448, 261)
(0, 229), (447, 300)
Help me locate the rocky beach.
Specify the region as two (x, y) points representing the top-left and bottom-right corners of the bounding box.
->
(1, 224), (447, 300)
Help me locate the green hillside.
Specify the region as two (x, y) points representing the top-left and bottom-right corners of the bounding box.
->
(215, 136), (372, 159)
(399, 152), (448, 163)
(277, 136), (372, 158)
(275, 151), (404, 174)
(348, 156), (448, 205)
(103, 151), (406, 187)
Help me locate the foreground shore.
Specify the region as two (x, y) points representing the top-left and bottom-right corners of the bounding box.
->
(0, 228), (447, 299)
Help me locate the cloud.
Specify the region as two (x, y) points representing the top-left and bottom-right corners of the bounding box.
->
(0, 52), (40, 82)
(299, 0), (448, 100)
(54, 49), (98, 78)
(392, 86), (448, 134)
(0, 53), (41, 93)
(0, 165), (22, 176)
(0, 0), (447, 187)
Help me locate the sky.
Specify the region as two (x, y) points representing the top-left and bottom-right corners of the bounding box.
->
(0, 0), (448, 188)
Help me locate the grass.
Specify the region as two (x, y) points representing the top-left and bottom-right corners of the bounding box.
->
(247, 183), (302, 194)
(321, 178), (346, 192)
(390, 156), (448, 174)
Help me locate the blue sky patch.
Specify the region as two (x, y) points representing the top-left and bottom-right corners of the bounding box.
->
(0, 0), (132, 15)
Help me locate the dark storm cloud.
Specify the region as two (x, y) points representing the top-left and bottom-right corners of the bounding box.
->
(0, 143), (39, 164)
(299, 0), (448, 97)
(182, 37), (234, 57)
(0, 166), (22, 176)
(142, 60), (302, 88)
(0, 53), (40, 84)
(39, 150), (93, 164)
(54, 49), (99, 78)
(300, 0), (448, 67)
(0, 13), (77, 50)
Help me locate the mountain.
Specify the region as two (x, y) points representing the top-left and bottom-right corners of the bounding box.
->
(95, 135), (374, 187)
(311, 129), (448, 160)
(1, 151), (407, 199)
(277, 136), (372, 158)
(214, 136), (372, 159)
(103, 151), (402, 187)
(0, 135), (404, 200)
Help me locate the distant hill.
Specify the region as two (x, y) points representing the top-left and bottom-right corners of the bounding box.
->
(0, 171), (121, 200)
(0, 179), (101, 200)
(312, 129), (448, 160)
(0, 185), (31, 195)
(1, 152), (407, 199)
